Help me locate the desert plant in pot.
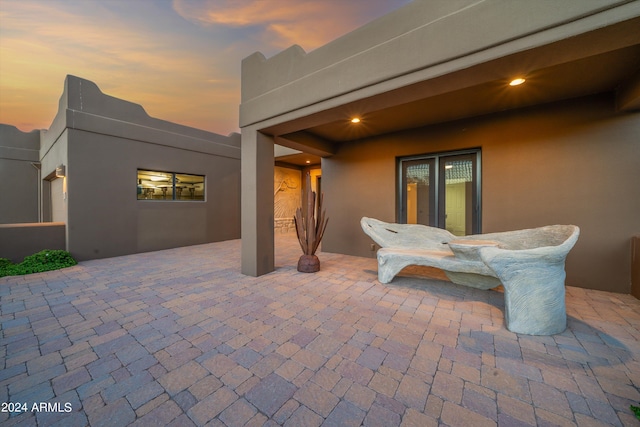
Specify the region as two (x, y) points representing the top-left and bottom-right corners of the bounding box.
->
(294, 174), (328, 273)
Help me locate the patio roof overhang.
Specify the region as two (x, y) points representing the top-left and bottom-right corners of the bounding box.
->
(238, 0), (640, 276)
(240, 2), (640, 165)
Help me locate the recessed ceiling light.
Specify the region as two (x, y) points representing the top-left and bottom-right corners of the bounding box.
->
(305, 160), (311, 164)
(509, 78), (526, 86)
(351, 117), (361, 123)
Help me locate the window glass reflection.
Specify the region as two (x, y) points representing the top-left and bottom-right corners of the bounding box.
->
(175, 173), (205, 201)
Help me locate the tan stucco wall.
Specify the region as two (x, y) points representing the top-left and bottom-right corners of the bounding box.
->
(64, 128), (240, 261)
(322, 94), (640, 294)
(40, 129), (69, 226)
(0, 125), (41, 223)
(56, 75), (242, 261)
(4, 75), (242, 261)
(632, 235), (640, 299)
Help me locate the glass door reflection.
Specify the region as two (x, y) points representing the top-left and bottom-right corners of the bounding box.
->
(399, 150), (480, 235)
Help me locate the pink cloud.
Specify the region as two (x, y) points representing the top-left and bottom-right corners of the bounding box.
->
(172, 0), (405, 51)
(1, 0), (409, 134)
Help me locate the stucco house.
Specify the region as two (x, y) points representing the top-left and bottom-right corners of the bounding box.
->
(1, 75), (241, 262)
(239, 0), (640, 295)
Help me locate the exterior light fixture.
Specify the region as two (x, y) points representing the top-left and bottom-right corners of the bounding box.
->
(509, 78), (526, 86)
(55, 164), (66, 178)
(305, 160), (311, 164)
(351, 118), (361, 123)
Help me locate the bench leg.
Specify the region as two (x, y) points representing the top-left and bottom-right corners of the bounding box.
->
(480, 250), (567, 335)
(377, 253), (412, 284)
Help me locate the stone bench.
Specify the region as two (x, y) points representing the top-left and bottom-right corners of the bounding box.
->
(361, 217), (580, 335)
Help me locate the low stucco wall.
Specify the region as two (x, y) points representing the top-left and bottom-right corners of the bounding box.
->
(632, 236), (640, 299)
(0, 222), (66, 263)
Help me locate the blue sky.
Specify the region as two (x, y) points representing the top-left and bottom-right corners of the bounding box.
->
(0, 0), (410, 135)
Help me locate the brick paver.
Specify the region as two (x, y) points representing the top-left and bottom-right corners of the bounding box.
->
(1, 234), (640, 426)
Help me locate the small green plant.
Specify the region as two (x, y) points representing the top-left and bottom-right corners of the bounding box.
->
(0, 250), (77, 277)
(631, 404), (640, 421)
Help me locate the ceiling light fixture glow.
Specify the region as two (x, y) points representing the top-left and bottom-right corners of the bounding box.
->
(350, 117), (361, 123)
(509, 78), (526, 86)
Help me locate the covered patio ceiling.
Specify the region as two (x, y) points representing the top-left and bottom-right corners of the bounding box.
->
(271, 16), (640, 165)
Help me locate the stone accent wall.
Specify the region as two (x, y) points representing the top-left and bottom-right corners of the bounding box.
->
(275, 218), (296, 234)
(274, 167), (301, 233)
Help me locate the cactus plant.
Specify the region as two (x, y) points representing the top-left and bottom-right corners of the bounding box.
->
(294, 173), (328, 272)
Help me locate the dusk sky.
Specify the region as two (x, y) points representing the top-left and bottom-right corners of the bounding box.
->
(0, 0), (411, 135)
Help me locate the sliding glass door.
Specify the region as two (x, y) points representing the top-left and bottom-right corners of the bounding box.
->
(399, 149), (480, 236)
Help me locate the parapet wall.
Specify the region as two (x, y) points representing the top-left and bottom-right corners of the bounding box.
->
(0, 124), (40, 154)
(43, 75), (241, 160)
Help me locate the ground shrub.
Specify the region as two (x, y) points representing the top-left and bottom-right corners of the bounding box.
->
(632, 404), (640, 420)
(0, 250), (77, 277)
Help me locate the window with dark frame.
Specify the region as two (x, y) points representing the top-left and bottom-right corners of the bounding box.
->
(137, 170), (205, 201)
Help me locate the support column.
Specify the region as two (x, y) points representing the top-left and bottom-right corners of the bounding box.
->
(241, 127), (275, 276)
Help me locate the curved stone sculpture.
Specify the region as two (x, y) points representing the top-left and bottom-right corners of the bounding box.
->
(361, 217), (579, 335)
